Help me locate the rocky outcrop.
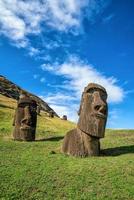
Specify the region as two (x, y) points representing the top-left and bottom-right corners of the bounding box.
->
(0, 75), (59, 117)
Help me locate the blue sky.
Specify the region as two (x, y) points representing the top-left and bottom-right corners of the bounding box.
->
(0, 0), (134, 128)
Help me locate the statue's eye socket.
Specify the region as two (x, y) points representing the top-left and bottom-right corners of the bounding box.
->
(87, 88), (107, 100)
(18, 103), (30, 108)
(87, 88), (94, 94)
(101, 92), (107, 101)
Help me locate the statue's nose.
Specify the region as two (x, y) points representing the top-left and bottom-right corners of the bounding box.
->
(21, 116), (31, 125)
(94, 103), (107, 115)
(93, 91), (107, 114)
(21, 106), (31, 125)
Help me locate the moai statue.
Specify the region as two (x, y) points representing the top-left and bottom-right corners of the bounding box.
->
(49, 110), (54, 118)
(12, 92), (37, 141)
(62, 83), (108, 157)
(62, 115), (67, 120)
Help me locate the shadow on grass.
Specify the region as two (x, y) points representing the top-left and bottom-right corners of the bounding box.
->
(101, 145), (134, 156)
(36, 136), (64, 142)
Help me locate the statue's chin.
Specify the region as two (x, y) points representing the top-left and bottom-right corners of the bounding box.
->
(20, 125), (35, 141)
(85, 115), (106, 138)
(78, 113), (106, 138)
(93, 116), (106, 138)
(95, 113), (106, 119)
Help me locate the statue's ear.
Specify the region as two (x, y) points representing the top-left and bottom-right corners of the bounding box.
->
(78, 92), (84, 116)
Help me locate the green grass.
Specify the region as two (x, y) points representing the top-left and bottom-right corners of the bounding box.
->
(0, 94), (134, 200)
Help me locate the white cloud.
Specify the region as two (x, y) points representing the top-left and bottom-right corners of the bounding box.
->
(44, 93), (76, 105)
(0, 0), (42, 46)
(33, 74), (45, 83)
(41, 63), (56, 71)
(40, 56), (125, 122)
(0, 4), (27, 46)
(41, 56), (125, 103)
(50, 104), (78, 122)
(45, 0), (89, 32)
(28, 47), (40, 56)
(0, 0), (109, 46)
(40, 93), (79, 122)
(40, 77), (45, 83)
(41, 55), (51, 62)
(33, 74), (39, 79)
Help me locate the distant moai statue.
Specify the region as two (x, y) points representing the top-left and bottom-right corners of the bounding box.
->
(62, 83), (108, 157)
(12, 91), (37, 141)
(62, 115), (67, 120)
(49, 110), (54, 118)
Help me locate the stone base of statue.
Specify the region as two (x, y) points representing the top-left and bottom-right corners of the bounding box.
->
(62, 128), (100, 157)
(13, 126), (35, 141)
(13, 126), (22, 141)
(20, 126), (35, 141)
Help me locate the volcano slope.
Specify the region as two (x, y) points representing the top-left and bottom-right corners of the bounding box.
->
(0, 75), (59, 117)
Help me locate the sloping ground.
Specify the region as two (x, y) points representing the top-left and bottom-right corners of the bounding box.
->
(0, 75), (59, 117)
(0, 95), (134, 200)
(0, 94), (74, 138)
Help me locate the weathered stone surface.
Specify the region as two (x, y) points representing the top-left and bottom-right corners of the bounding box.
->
(12, 94), (37, 141)
(62, 115), (67, 120)
(62, 128), (100, 156)
(78, 83), (108, 138)
(37, 105), (41, 115)
(49, 110), (54, 118)
(62, 83), (108, 157)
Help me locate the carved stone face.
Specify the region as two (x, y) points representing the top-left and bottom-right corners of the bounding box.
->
(13, 97), (37, 141)
(77, 83), (108, 138)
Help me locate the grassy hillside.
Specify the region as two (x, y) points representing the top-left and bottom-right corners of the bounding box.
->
(0, 75), (59, 117)
(0, 94), (134, 200)
(0, 94), (74, 138)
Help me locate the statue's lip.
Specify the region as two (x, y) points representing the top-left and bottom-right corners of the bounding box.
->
(20, 126), (32, 130)
(96, 113), (106, 119)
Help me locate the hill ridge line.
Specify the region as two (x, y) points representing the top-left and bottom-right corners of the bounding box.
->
(0, 75), (59, 117)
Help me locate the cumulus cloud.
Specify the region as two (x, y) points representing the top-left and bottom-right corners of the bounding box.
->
(28, 47), (40, 57)
(0, 0), (109, 46)
(50, 104), (78, 122)
(41, 56), (125, 103)
(40, 94), (79, 122)
(0, 0), (43, 46)
(40, 56), (125, 122)
(45, 93), (76, 105)
(45, 0), (89, 32)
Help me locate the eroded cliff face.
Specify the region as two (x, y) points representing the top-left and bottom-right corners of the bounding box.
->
(0, 75), (59, 117)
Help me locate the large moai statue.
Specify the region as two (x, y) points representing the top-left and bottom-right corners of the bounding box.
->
(62, 83), (108, 157)
(12, 92), (37, 141)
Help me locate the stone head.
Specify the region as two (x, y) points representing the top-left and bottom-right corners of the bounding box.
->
(77, 83), (108, 138)
(62, 115), (67, 120)
(14, 96), (37, 141)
